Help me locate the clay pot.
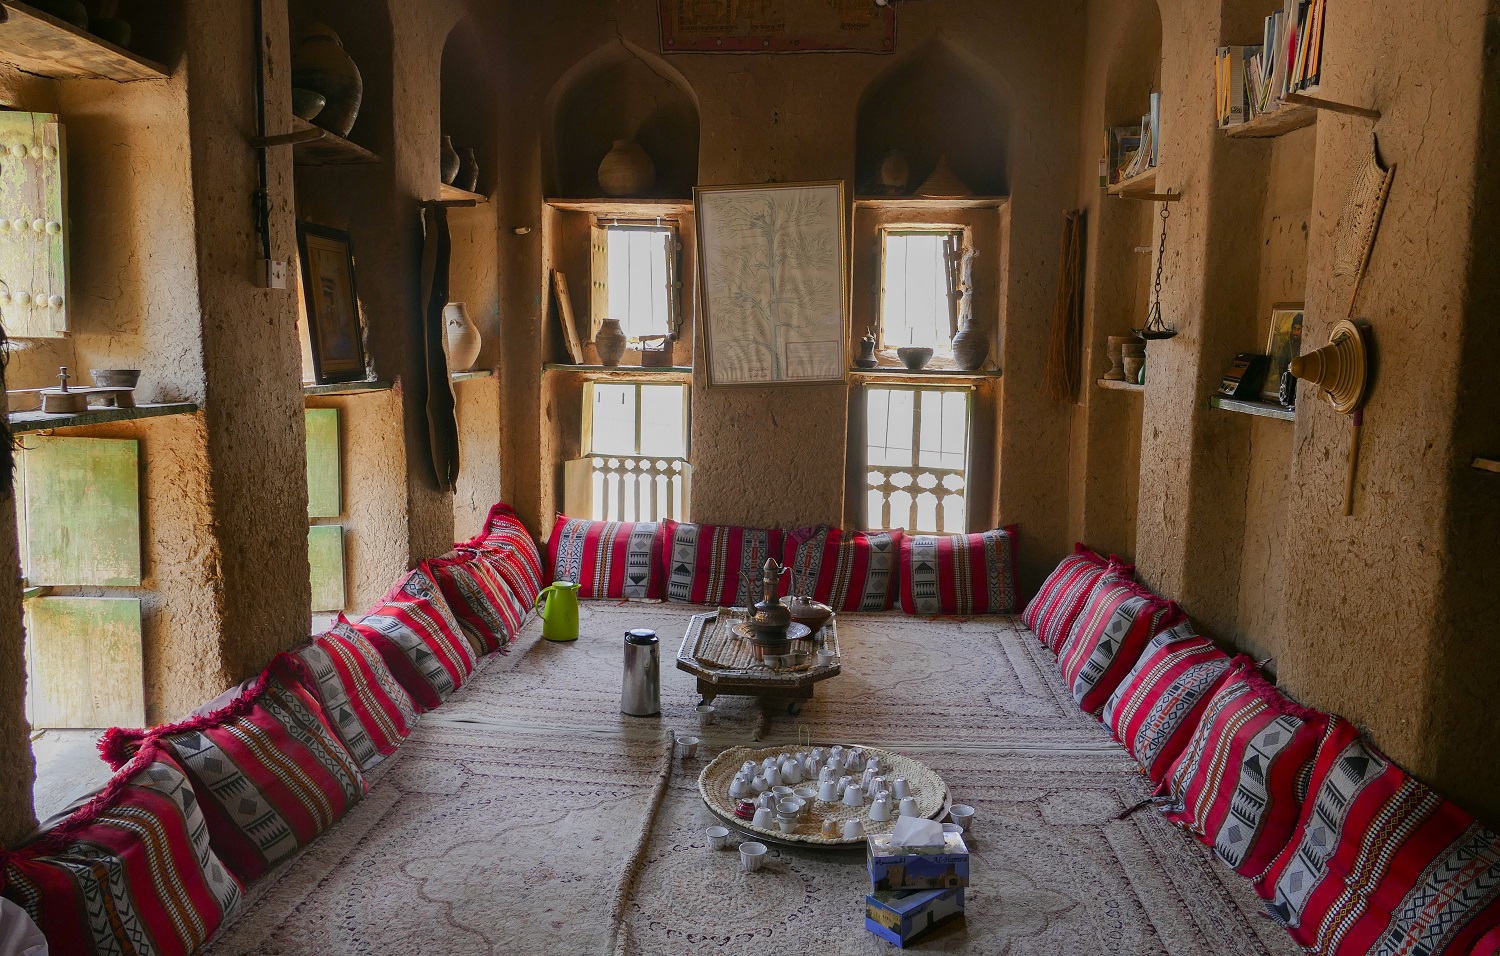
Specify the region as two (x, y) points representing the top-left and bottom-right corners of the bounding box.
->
(594, 319), (628, 367)
(33, 0), (88, 26)
(440, 136), (460, 186)
(877, 149), (910, 194)
(1122, 356), (1145, 385)
(854, 333), (879, 369)
(291, 24), (363, 138)
(1104, 335), (1131, 381)
(443, 303), (481, 372)
(291, 88), (326, 121)
(457, 148), (480, 193)
(598, 139), (655, 197)
(951, 318), (989, 371)
(897, 346), (934, 371)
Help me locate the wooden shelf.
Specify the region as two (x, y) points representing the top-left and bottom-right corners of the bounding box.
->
(542, 364), (691, 383)
(1211, 395), (1295, 421)
(439, 183), (487, 204)
(0, 1), (168, 81)
(1097, 378), (1144, 392)
(1473, 458), (1500, 474)
(853, 196), (1009, 210)
(850, 367), (1002, 383)
(1106, 166), (1178, 201)
(1225, 103), (1317, 139)
(9, 402), (197, 434)
(449, 369), (493, 382)
(544, 198), (693, 217)
(302, 379), (392, 397)
(290, 118), (379, 167)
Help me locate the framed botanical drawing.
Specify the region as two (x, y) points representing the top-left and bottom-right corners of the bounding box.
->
(695, 181), (846, 387)
(296, 223), (368, 383)
(1263, 303), (1305, 402)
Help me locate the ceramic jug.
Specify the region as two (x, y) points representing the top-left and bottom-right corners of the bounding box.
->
(535, 581), (580, 642)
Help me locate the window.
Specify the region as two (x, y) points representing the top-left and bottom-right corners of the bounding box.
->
(879, 228), (965, 352)
(591, 222), (679, 341)
(865, 386), (969, 534)
(565, 382), (690, 522)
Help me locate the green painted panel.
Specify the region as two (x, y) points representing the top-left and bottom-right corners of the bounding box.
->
(0, 111), (69, 339)
(25, 597), (144, 729)
(309, 524), (346, 612)
(19, 436), (140, 586)
(305, 408), (342, 518)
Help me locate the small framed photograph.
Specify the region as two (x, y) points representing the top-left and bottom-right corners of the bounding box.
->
(297, 223), (368, 383)
(1263, 304), (1305, 402)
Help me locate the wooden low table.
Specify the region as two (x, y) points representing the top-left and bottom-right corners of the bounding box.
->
(676, 609), (843, 737)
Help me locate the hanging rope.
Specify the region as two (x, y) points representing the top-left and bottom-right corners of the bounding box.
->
(1046, 210), (1086, 404)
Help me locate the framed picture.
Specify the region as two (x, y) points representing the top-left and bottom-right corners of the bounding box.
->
(297, 223), (368, 383)
(1263, 303), (1305, 402)
(695, 181), (846, 387)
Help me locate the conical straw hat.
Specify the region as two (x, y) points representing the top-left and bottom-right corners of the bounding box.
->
(1289, 319), (1369, 414)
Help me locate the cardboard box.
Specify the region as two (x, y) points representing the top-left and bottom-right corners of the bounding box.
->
(865, 888), (965, 947)
(867, 831), (970, 892)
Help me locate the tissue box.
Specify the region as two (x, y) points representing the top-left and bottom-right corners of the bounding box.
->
(865, 888), (965, 947)
(867, 831), (970, 892)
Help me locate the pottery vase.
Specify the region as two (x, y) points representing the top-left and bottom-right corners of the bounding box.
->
(877, 148), (910, 194)
(951, 318), (989, 371)
(598, 139), (655, 198)
(291, 24), (363, 138)
(594, 318), (628, 367)
(443, 302), (481, 372)
(440, 136), (460, 186)
(854, 333), (879, 369)
(457, 148), (480, 193)
(1105, 335), (1132, 381)
(1121, 342), (1146, 385)
(291, 88), (326, 121)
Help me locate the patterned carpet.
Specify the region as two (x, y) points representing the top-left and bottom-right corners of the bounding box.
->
(208, 603), (1299, 956)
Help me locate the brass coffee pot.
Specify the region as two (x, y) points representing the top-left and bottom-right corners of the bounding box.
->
(748, 558), (791, 648)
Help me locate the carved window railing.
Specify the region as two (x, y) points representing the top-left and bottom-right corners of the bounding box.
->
(864, 385), (970, 534)
(564, 455), (691, 524)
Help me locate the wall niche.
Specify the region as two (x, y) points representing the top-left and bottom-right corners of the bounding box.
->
(546, 40), (699, 200)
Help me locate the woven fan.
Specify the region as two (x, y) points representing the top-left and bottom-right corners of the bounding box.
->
(1333, 134), (1394, 315)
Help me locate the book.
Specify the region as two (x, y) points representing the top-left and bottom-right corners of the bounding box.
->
(1149, 92), (1162, 166)
(1215, 46), (1259, 127)
(1218, 353), (1271, 399)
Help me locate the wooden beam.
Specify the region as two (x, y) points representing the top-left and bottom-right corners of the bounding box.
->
(251, 127), (326, 148)
(1473, 457), (1500, 474)
(1282, 92), (1381, 121)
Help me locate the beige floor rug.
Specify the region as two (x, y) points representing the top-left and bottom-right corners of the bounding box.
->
(208, 603), (1299, 956)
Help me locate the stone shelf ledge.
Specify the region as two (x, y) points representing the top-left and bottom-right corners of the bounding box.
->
(0, 1), (169, 81)
(1211, 396), (1295, 421)
(302, 379), (393, 397)
(450, 370), (494, 382)
(850, 367), (1002, 383)
(290, 118), (379, 167)
(9, 402), (198, 434)
(542, 364), (691, 383)
(1097, 378), (1144, 392)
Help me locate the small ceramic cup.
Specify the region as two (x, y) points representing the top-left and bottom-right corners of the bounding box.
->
(891, 777), (909, 800)
(810, 747), (825, 763)
(817, 779), (839, 802)
(866, 775), (886, 799)
(794, 784), (818, 805)
(756, 792), (776, 810)
(765, 767), (782, 788)
(772, 785), (794, 801)
(750, 774), (768, 794)
(740, 841), (768, 872)
(741, 760), (757, 775)
(942, 823), (964, 838)
(899, 796), (919, 817)
(777, 798), (802, 818)
(752, 807), (775, 829)
(843, 819), (865, 840)
(949, 804), (976, 833)
(817, 649), (836, 667)
(821, 818), (841, 840)
(706, 825), (731, 850)
(843, 785), (865, 808)
(728, 774), (749, 799)
(869, 794), (892, 822)
(697, 704), (716, 727)
(677, 735), (700, 759)
(776, 817), (798, 834)
(779, 760), (803, 785)
(865, 757), (881, 774)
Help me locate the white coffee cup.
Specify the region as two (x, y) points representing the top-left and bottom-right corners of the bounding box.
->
(752, 807), (775, 828)
(780, 760), (803, 785)
(900, 796), (919, 817)
(756, 792), (776, 810)
(697, 704), (716, 727)
(706, 825), (731, 850)
(949, 804), (976, 833)
(843, 784), (865, 807)
(772, 785), (794, 801)
(750, 774), (768, 793)
(776, 816), (798, 834)
(869, 793), (892, 822)
(817, 779), (839, 802)
(842, 818), (865, 840)
(866, 775), (886, 799)
(892, 777), (910, 800)
(810, 747), (825, 763)
(765, 766), (782, 788)
(794, 784), (818, 805)
(821, 818), (840, 839)
(728, 774), (749, 799)
(740, 841), (768, 872)
(865, 757), (881, 774)
(742, 760), (757, 773)
(678, 735), (700, 759)
(817, 649), (836, 667)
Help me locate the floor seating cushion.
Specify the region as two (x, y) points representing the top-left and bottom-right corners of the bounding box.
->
(1024, 545), (1133, 652)
(898, 526), (1018, 616)
(662, 521), (783, 606)
(100, 655), (366, 884)
(295, 620), (419, 771)
(1157, 659), (1328, 879)
(547, 516), (663, 600)
(1256, 717), (1500, 956)
(1056, 577), (1183, 715)
(426, 553), (531, 657)
(462, 502), (545, 596)
(784, 526), (902, 612)
(1102, 622), (1234, 784)
(352, 567), (476, 712)
(0, 743), (244, 956)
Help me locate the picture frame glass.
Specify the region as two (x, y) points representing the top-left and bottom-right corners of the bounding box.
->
(298, 224), (368, 383)
(1263, 304), (1304, 402)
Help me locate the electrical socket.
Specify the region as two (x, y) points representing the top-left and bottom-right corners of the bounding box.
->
(262, 259), (288, 289)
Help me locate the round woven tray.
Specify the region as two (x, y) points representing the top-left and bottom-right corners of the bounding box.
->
(698, 744), (948, 848)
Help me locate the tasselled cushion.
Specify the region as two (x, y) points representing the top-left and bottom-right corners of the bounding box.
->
(662, 521), (784, 606)
(783, 526), (903, 612)
(353, 567), (476, 711)
(1102, 621), (1233, 783)
(424, 554), (532, 657)
(295, 619), (418, 771)
(1056, 577), (1184, 716)
(0, 743), (244, 956)
(897, 526), (1019, 616)
(547, 516), (664, 600)
(1023, 544), (1134, 652)
(1156, 659), (1328, 879)
(458, 502), (544, 600)
(99, 655), (367, 884)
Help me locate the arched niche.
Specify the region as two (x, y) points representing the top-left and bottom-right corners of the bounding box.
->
(855, 41), (1012, 198)
(286, 0), (394, 154)
(546, 41), (700, 199)
(441, 16), (500, 195)
(1104, 0), (1162, 127)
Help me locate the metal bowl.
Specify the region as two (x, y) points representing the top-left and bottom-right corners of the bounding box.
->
(896, 346), (934, 370)
(89, 369), (140, 388)
(787, 596), (834, 636)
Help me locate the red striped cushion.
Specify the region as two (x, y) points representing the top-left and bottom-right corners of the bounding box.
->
(662, 521), (783, 606)
(898, 526), (1019, 616)
(296, 619), (418, 770)
(1023, 545), (1133, 652)
(1102, 622), (1232, 783)
(353, 568), (476, 711)
(547, 516), (663, 600)
(459, 502), (544, 600)
(783, 526), (903, 612)
(425, 554), (532, 656)
(1157, 660), (1328, 879)
(1, 744), (243, 956)
(1056, 578), (1183, 715)
(1256, 718), (1500, 956)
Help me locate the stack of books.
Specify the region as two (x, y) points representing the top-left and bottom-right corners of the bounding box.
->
(1216, 0), (1326, 128)
(1100, 92), (1162, 187)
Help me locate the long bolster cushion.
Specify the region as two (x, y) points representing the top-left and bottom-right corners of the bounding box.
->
(547, 515), (664, 600)
(459, 502), (545, 601)
(1057, 577), (1184, 716)
(99, 655), (366, 885)
(1023, 544), (1134, 652)
(425, 553), (533, 657)
(1156, 659), (1328, 879)
(662, 521), (783, 606)
(295, 619), (419, 771)
(783, 526), (903, 612)
(898, 526), (1019, 616)
(1, 743), (244, 956)
(1255, 717), (1500, 956)
(1102, 621), (1233, 784)
(352, 567), (476, 711)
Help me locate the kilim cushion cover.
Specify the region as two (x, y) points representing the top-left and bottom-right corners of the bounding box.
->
(547, 515), (664, 600)
(353, 567), (477, 712)
(1255, 717), (1500, 956)
(1023, 544), (1135, 652)
(0, 743), (244, 956)
(661, 521), (784, 607)
(1157, 659), (1328, 879)
(425, 553), (532, 657)
(897, 526), (1019, 616)
(1102, 621), (1233, 783)
(783, 526), (903, 612)
(100, 655), (366, 884)
(1056, 577), (1184, 716)
(295, 619), (418, 772)
(458, 502), (545, 603)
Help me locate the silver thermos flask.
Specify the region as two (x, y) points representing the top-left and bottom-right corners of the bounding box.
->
(621, 629), (661, 717)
